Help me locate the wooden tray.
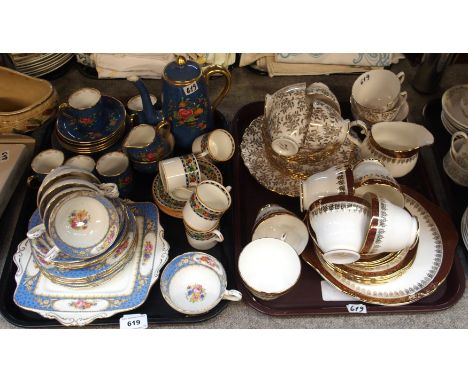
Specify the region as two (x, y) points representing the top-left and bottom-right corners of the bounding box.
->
(231, 101), (465, 315)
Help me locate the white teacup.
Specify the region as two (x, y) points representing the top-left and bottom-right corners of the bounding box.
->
(308, 195), (371, 264)
(252, 204), (309, 255)
(352, 70), (406, 112)
(450, 131), (468, 168)
(29, 149), (65, 183)
(352, 158), (405, 208)
(64, 155), (96, 173)
(184, 221), (224, 250)
(238, 238), (301, 300)
(299, 164), (354, 212)
(192, 129), (235, 162)
(360, 193), (419, 255)
(158, 154), (201, 201)
(183, 180), (232, 231)
(265, 83), (309, 156)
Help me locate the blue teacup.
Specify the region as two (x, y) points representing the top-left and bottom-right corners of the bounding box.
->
(64, 88), (105, 130)
(96, 151), (133, 197)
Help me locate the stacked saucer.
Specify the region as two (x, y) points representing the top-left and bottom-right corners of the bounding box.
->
(441, 85), (468, 135)
(54, 89), (126, 154)
(26, 166), (137, 288)
(462, 207), (468, 251)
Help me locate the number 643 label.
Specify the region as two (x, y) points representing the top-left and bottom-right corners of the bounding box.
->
(119, 313), (148, 329)
(346, 304), (367, 314)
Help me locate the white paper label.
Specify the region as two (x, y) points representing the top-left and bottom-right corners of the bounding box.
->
(183, 82), (199, 96)
(346, 304), (367, 314)
(119, 314), (148, 329)
(1, 151), (9, 162)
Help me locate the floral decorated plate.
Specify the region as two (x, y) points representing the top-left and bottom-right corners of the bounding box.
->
(152, 160), (223, 218)
(241, 116), (360, 197)
(302, 193), (452, 305)
(56, 96), (126, 142)
(46, 189), (120, 259)
(31, 206), (137, 287)
(13, 202), (169, 326)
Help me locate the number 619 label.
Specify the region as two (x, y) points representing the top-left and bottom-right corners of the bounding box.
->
(183, 82), (199, 96)
(346, 304), (367, 314)
(119, 314), (148, 329)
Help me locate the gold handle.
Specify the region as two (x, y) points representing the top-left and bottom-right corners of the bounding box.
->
(155, 119), (171, 137)
(58, 102), (69, 111)
(203, 65), (231, 110)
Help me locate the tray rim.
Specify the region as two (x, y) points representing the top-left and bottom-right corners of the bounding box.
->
(231, 101), (466, 316)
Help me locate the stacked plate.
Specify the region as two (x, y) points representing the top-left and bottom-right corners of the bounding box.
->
(54, 95), (126, 154)
(27, 166), (135, 288)
(11, 54), (74, 77)
(441, 85), (468, 135)
(462, 207), (468, 251)
(13, 165), (169, 326)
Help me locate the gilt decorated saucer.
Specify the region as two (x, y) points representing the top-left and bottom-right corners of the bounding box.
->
(241, 116), (360, 197)
(13, 201), (169, 326)
(56, 96), (126, 143)
(152, 160), (223, 218)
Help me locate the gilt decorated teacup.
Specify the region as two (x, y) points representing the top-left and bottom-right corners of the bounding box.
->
(159, 154), (201, 201)
(64, 155), (96, 173)
(352, 70), (406, 112)
(64, 87), (105, 129)
(308, 195), (371, 264)
(300, 164), (354, 212)
(352, 158), (405, 208)
(184, 221), (224, 250)
(29, 149), (65, 184)
(183, 180), (232, 231)
(96, 152), (133, 197)
(160, 252), (242, 315)
(252, 204), (309, 255)
(192, 129), (235, 162)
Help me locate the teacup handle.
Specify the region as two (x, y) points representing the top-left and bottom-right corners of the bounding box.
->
(397, 72), (405, 84)
(98, 183), (120, 198)
(346, 120), (369, 147)
(225, 185), (232, 193)
(399, 91), (408, 104)
(212, 230), (224, 242)
(451, 131), (468, 158)
(27, 224), (46, 239)
(222, 289), (242, 302)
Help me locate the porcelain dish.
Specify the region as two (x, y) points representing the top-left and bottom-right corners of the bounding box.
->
(14, 202), (169, 326)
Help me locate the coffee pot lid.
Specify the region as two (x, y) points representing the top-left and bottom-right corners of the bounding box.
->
(163, 55), (201, 83)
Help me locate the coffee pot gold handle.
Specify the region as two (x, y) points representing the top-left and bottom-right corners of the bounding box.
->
(203, 65), (232, 110)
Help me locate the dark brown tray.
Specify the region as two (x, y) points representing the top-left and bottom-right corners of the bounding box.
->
(231, 101), (465, 316)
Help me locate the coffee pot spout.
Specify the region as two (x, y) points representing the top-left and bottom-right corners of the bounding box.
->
(127, 76), (159, 126)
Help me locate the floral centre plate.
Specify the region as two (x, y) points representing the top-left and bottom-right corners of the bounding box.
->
(13, 202), (169, 326)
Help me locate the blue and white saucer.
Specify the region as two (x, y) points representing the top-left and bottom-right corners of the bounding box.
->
(13, 202), (169, 326)
(56, 96), (126, 143)
(30, 207), (137, 287)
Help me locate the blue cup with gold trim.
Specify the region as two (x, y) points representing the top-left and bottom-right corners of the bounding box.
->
(96, 151), (133, 197)
(61, 88), (105, 130)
